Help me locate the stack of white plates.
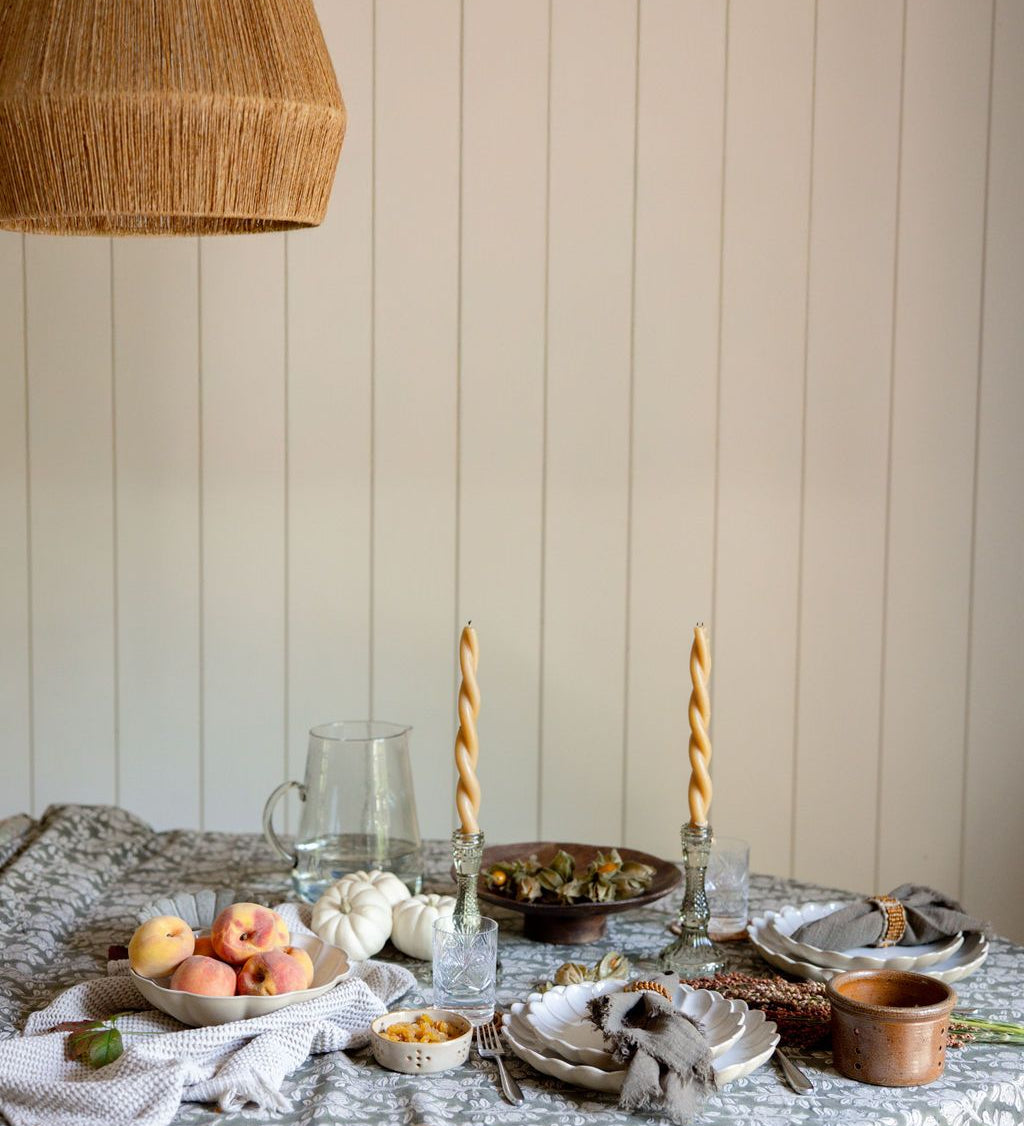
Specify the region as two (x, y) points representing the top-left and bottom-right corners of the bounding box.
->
(748, 901), (989, 985)
(500, 975), (779, 1093)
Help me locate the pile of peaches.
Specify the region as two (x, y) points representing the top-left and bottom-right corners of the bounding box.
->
(128, 902), (313, 997)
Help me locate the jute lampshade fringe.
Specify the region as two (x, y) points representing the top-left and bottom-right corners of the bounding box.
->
(0, 0), (347, 235)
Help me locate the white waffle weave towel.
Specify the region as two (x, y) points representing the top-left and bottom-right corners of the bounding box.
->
(0, 904), (414, 1126)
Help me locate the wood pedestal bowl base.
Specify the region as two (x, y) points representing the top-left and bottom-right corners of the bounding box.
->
(474, 841), (681, 945)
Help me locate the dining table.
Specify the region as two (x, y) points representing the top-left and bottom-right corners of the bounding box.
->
(1, 804), (1021, 1126)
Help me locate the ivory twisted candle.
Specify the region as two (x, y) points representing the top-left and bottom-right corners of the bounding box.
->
(454, 623), (481, 834)
(687, 624), (713, 826)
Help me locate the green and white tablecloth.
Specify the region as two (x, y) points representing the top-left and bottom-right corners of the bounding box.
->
(1, 805), (1021, 1126)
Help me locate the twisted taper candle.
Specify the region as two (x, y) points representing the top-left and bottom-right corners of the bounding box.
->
(454, 623), (481, 833)
(687, 624), (713, 826)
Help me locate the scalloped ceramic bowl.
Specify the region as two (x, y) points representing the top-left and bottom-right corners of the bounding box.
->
(130, 930), (351, 1027)
(502, 990), (778, 1090)
(524, 976), (744, 1067)
(748, 911), (988, 986)
(764, 902), (963, 971)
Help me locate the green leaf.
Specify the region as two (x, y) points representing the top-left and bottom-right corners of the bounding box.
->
(68, 1027), (123, 1069)
(51, 1019), (104, 1033)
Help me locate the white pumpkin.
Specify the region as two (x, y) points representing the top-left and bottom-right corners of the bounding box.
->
(333, 868), (411, 908)
(311, 881), (392, 961)
(390, 893), (456, 961)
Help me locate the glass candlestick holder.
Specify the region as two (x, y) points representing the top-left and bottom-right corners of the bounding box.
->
(451, 829), (484, 927)
(658, 821), (726, 978)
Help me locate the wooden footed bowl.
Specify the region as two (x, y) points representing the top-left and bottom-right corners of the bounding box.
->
(475, 841), (681, 944)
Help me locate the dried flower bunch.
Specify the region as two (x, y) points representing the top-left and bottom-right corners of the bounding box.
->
(686, 972), (1024, 1051)
(687, 972), (833, 1051)
(485, 848), (656, 905)
(539, 951), (631, 993)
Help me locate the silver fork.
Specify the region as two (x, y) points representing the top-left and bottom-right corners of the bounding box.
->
(475, 1020), (525, 1105)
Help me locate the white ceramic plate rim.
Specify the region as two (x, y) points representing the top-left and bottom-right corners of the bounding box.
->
(748, 920), (988, 985)
(502, 995), (778, 1091)
(762, 902), (963, 970)
(522, 978), (744, 1066)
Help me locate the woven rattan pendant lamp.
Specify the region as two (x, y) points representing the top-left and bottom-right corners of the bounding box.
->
(0, 0), (346, 235)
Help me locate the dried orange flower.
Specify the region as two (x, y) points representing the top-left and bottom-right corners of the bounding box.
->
(381, 1013), (457, 1044)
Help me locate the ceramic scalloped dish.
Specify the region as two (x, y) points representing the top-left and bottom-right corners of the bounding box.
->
(130, 931), (351, 1027)
(502, 988), (778, 1092)
(524, 977), (744, 1068)
(763, 901), (963, 971)
(748, 911), (988, 986)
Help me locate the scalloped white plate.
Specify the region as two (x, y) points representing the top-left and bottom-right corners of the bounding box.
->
(762, 902), (963, 971)
(523, 976), (743, 1067)
(130, 930), (351, 1026)
(502, 990), (778, 1091)
(748, 914), (988, 985)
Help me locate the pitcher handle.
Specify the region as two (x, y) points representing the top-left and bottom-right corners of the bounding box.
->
(263, 780), (305, 866)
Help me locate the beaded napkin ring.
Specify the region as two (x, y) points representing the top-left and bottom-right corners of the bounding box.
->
(869, 895), (907, 946)
(624, 980), (673, 1001)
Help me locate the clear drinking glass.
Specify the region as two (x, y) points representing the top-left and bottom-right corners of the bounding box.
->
(706, 836), (750, 940)
(263, 721), (423, 901)
(432, 915), (498, 1025)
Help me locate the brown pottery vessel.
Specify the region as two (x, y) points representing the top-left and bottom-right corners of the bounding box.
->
(827, 969), (957, 1087)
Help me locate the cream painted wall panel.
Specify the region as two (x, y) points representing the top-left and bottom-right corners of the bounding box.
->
(0, 235), (30, 813)
(879, 0), (992, 894)
(0, 0), (1020, 940)
(963, 0), (1024, 942)
(373, 0), (460, 839)
(200, 237), (287, 833)
(541, 0), (636, 842)
(625, 0), (724, 857)
(285, 0), (374, 816)
(460, 0), (548, 843)
(113, 239), (201, 830)
(793, 0), (902, 892)
(713, 1), (815, 871)
(25, 239), (117, 810)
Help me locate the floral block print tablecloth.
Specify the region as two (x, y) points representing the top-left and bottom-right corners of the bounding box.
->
(1, 805), (1021, 1126)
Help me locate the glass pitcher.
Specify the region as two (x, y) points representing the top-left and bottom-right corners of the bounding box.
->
(263, 721), (423, 902)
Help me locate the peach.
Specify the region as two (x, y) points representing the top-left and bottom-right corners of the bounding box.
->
(169, 955), (237, 997)
(280, 945), (315, 989)
(193, 935), (217, 958)
(236, 948), (309, 996)
(211, 903), (289, 965)
(128, 915), (195, 979)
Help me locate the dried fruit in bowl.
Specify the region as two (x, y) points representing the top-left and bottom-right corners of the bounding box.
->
(484, 847), (656, 905)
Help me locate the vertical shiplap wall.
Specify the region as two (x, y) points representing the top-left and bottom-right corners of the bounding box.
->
(1, 0), (1021, 940)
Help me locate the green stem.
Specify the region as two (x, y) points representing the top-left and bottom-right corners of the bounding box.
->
(951, 1016), (1024, 1044)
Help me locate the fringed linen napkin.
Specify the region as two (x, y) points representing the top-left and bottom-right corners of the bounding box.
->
(791, 885), (990, 950)
(588, 989), (715, 1125)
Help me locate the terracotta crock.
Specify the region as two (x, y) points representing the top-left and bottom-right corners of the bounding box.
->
(827, 969), (957, 1087)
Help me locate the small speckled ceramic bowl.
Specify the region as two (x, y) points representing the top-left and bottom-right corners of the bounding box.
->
(827, 969), (957, 1087)
(370, 1008), (473, 1074)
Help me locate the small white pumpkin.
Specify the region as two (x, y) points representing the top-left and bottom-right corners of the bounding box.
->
(390, 893), (457, 961)
(333, 868), (412, 908)
(311, 881), (392, 961)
